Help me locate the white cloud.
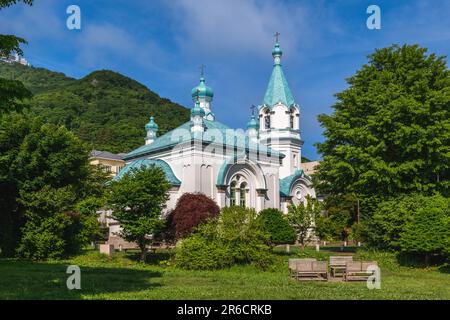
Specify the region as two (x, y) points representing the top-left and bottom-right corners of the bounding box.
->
(165, 0), (316, 59)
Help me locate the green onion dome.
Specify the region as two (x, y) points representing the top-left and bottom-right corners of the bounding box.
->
(272, 43), (283, 57)
(191, 101), (205, 117)
(247, 116), (259, 130)
(145, 116), (159, 131)
(191, 77), (214, 100)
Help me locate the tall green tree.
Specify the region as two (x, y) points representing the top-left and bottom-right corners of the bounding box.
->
(316, 45), (450, 217)
(0, 113), (98, 257)
(107, 166), (170, 261)
(0, 0), (33, 113)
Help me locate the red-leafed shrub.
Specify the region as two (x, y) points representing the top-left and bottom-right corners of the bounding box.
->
(172, 193), (220, 238)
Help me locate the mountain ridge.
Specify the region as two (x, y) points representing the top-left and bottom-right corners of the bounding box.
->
(0, 62), (190, 153)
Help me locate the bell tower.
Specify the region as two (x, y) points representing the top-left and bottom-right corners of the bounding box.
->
(258, 35), (303, 179)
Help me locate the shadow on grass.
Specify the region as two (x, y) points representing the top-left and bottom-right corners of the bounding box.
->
(123, 249), (176, 266)
(395, 252), (450, 273)
(0, 259), (163, 300)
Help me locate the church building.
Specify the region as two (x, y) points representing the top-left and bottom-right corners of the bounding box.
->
(115, 40), (316, 215)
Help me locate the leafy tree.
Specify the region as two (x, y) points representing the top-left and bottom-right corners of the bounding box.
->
(257, 208), (296, 245)
(0, 1), (33, 113)
(315, 45), (450, 218)
(172, 193), (220, 238)
(399, 204), (450, 264)
(107, 166), (170, 261)
(0, 113), (99, 258)
(287, 196), (322, 248)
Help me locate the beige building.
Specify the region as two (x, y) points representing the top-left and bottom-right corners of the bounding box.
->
(300, 161), (320, 176)
(90, 150), (126, 177)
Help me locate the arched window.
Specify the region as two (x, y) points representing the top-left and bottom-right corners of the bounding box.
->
(290, 108), (296, 129)
(239, 182), (247, 207)
(230, 181), (237, 206)
(264, 110), (271, 129)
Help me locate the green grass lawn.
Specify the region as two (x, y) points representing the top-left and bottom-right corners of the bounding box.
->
(0, 247), (449, 300)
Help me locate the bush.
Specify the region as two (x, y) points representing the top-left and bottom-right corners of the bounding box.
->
(399, 205), (450, 263)
(176, 206), (272, 270)
(16, 212), (84, 260)
(364, 194), (450, 262)
(257, 208), (296, 245)
(365, 194), (449, 250)
(172, 193), (220, 238)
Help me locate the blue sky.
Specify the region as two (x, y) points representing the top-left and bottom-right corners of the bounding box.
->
(1, 0), (450, 158)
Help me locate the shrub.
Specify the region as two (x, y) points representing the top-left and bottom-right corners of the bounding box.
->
(172, 193), (220, 238)
(399, 205), (450, 263)
(365, 194), (450, 253)
(16, 212), (84, 260)
(257, 208), (296, 245)
(175, 206), (272, 270)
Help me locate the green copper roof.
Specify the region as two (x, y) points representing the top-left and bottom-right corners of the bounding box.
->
(114, 158), (181, 186)
(263, 43), (295, 108)
(246, 116), (259, 130)
(191, 101), (205, 117)
(191, 77), (214, 100)
(124, 119), (284, 161)
(279, 169), (305, 197)
(145, 116), (159, 131)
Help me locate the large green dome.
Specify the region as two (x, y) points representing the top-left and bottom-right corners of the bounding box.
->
(191, 77), (214, 100)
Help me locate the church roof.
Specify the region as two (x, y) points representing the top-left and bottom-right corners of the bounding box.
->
(279, 169), (305, 197)
(113, 158), (181, 186)
(262, 42), (295, 109)
(124, 120), (284, 161)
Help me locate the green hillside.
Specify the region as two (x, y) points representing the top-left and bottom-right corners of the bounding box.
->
(0, 62), (190, 153)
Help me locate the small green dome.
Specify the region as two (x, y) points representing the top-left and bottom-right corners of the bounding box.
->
(272, 43), (283, 57)
(191, 77), (214, 100)
(145, 116), (159, 131)
(191, 101), (205, 117)
(247, 116), (259, 130)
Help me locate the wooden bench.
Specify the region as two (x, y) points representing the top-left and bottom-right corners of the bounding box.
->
(329, 256), (353, 277)
(289, 259), (328, 281)
(344, 261), (378, 282)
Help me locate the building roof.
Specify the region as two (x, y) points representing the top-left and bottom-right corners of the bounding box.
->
(279, 169), (305, 197)
(113, 158), (181, 186)
(124, 119), (284, 161)
(90, 150), (125, 161)
(262, 42), (295, 109)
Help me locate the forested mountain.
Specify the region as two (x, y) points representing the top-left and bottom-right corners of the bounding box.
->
(0, 62), (190, 153)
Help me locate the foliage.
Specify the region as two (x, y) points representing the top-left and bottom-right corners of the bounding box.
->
(0, 113), (102, 258)
(257, 208), (296, 245)
(0, 64), (191, 153)
(287, 196), (322, 247)
(315, 45), (450, 218)
(399, 201), (450, 262)
(0, 0), (33, 8)
(107, 165), (171, 260)
(364, 194), (450, 262)
(171, 193), (220, 238)
(176, 206), (272, 270)
(0, 1), (33, 114)
(315, 195), (357, 241)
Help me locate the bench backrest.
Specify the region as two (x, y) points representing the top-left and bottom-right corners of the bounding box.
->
(289, 258), (316, 270)
(312, 261), (328, 272)
(330, 256), (353, 266)
(346, 261), (362, 271)
(361, 261), (378, 270)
